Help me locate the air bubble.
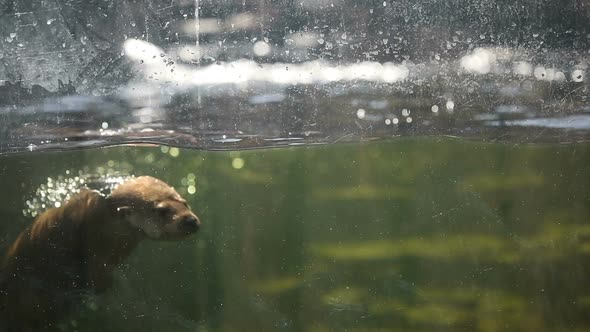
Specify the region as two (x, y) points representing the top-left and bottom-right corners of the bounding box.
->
(187, 186), (196, 194)
(169, 147), (180, 157)
(232, 158), (245, 169)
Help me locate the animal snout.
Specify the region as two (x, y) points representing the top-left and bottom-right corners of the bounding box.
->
(180, 214), (200, 234)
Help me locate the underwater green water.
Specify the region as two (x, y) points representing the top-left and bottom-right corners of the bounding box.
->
(1, 138), (590, 332)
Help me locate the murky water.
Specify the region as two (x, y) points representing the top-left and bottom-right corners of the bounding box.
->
(1, 138), (589, 331)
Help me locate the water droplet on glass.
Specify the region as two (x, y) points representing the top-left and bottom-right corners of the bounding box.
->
(446, 100), (455, 111)
(572, 69), (585, 82)
(253, 41), (271, 56)
(356, 109), (366, 119)
(534, 66), (547, 80)
(554, 71), (566, 82)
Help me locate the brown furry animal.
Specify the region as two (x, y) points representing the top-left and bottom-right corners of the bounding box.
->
(0, 176), (200, 331)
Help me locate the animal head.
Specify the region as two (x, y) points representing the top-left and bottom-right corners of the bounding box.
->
(109, 176), (200, 240)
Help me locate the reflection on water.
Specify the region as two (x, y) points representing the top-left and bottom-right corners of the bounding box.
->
(1, 64), (589, 154)
(0, 138), (589, 331)
(0, 3), (589, 154)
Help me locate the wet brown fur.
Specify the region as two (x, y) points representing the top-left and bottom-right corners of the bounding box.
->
(0, 176), (200, 331)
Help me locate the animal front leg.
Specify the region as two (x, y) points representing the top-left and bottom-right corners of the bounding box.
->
(84, 259), (115, 293)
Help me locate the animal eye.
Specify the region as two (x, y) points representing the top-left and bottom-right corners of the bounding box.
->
(156, 206), (173, 218)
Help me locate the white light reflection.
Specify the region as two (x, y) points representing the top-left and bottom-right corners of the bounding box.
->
(513, 61), (533, 76)
(124, 39), (583, 92)
(460, 48), (496, 74)
(487, 115), (590, 130)
(123, 39), (410, 86)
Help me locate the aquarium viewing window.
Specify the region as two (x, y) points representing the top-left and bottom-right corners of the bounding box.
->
(0, 1), (590, 332)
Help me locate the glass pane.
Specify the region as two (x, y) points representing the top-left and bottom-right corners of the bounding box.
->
(0, 1), (589, 331)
